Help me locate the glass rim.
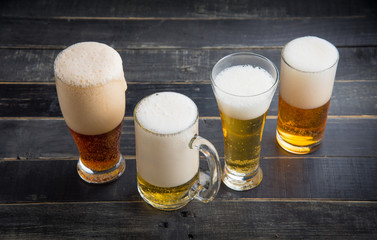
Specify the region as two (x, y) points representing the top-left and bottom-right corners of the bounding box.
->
(210, 52), (279, 98)
(281, 37), (340, 74)
(134, 91), (199, 136)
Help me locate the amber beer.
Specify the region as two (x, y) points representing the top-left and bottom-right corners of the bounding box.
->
(54, 42), (127, 183)
(134, 92), (221, 210)
(211, 53), (279, 191)
(68, 122), (123, 171)
(276, 36), (339, 154)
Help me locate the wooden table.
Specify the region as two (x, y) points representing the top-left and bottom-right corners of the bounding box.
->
(1, 0), (376, 239)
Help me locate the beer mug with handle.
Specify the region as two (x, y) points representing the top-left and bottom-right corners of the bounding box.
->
(134, 92), (221, 211)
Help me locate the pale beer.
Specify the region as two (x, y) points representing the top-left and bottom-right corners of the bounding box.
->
(220, 109), (267, 176)
(211, 53), (279, 191)
(54, 42), (127, 183)
(276, 36), (339, 154)
(134, 92), (221, 210)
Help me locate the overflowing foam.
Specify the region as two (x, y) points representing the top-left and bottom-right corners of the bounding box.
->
(134, 92), (199, 187)
(54, 42), (127, 135)
(280, 36), (338, 109)
(213, 65), (276, 120)
(135, 92), (198, 134)
(54, 42), (126, 88)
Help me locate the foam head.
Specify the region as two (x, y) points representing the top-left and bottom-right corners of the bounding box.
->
(54, 42), (126, 88)
(135, 92), (199, 187)
(283, 36), (339, 72)
(280, 36), (339, 109)
(213, 65), (276, 120)
(54, 42), (127, 135)
(135, 92), (198, 135)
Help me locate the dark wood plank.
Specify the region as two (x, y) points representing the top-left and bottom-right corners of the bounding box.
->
(0, 159), (139, 204)
(1, 48), (376, 83)
(0, 118), (376, 159)
(1, 17), (377, 48)
(0, 81), (376, 117)
(1, 0), (376, 18)
(1, 1), (375, 238)
(0, 157), (376, 203)
(0, 201), (376, 239)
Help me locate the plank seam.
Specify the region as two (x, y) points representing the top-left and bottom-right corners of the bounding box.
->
(1, 45), (377, 50)
(0, 115), (376, 121)
(2, 155), (377, 162)
(0, 79), (376, 85)
(0, 198), (375, 206)
(0, 15), (367, 21)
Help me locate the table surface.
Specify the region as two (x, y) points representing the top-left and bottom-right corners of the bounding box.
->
(1, 0), (377, 239)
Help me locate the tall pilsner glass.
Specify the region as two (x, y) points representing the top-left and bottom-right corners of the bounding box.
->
(211, 53), (279, 191)
(54, 42), (127, 183)
(276, 36), (339, 154)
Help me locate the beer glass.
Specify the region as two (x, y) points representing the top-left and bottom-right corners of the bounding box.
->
(211, 53), (279, 191)
(134, 92), (221, 211)
(276, 36), (339, 154)
(54, 42), (127, 184)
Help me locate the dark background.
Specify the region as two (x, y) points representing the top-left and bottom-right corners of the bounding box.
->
(0, 0), (376, 239)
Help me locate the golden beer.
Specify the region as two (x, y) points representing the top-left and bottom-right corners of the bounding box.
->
(220, 109), (267, 176)
(211, 53), (279, 191)
(137, 173), (199, 208)
(54, 42), (127, 183)
(277, 96), (330, 149)
(276, 36), (339, 154)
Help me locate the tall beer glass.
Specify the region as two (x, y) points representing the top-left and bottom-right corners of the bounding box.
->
(211, 53), (279, 191)
(54, 42), (127, 183)
(134, 92), (221, 211)
(276, 36), (339, 154)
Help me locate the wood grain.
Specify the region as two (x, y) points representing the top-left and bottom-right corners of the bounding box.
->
(1, 0), (376, 18)
(0, 201), (376, 239)
(0, 118), (376, 159)
(1, 48), (376, 83)
(0, 157), (376, 204)
(0, 82), (376, 117)
(1, 1), (376, 238)
(1, 17), (377, 48)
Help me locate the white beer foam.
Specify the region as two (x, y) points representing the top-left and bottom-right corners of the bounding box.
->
(283, 36), (339, 72)
(213, 65), (276, 120)
(280, 36), (339, 109)
(54, 42), (125, 88)
(135, 92), (199, 187)
(54, 42), (127, 135)
(135, 92), (198, 134)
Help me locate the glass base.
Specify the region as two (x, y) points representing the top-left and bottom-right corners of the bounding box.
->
(137, 183), (195, 211)
(77, 155), (126, 184)
(222, 166), (263, 191)
(276, 131), (321, 154)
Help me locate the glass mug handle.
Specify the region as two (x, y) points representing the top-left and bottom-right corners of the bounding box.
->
(189, 135), (221, 203)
